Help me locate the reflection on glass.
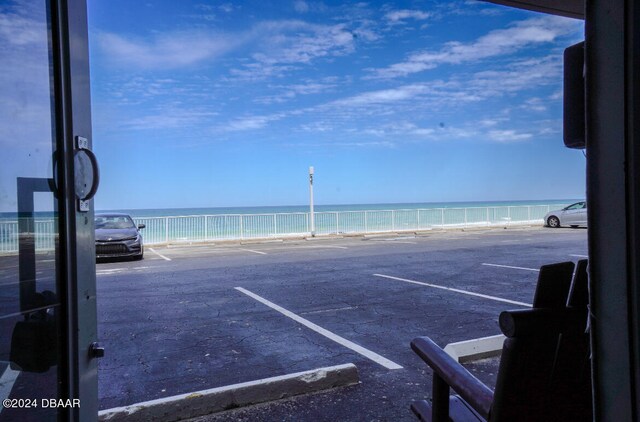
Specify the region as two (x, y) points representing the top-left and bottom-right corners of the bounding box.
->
(0, 1), (61, 421)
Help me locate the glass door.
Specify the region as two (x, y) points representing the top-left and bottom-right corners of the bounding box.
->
(0, 0), (98, 421)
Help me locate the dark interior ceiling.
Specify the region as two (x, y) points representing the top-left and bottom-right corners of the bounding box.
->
(483, 0), (584, 19)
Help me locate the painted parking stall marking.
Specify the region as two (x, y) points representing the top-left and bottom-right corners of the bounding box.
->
(238, 248), (267, 255)
(373, 274), (532, 307)
(96, 268), (126, 275)
(0, 364), (20, 411)
(300, 306), (358, 315)
(235, 287), (403, 370)
(298, 245), (349, 250)
(481, 263), (540, 272)
(96, 266), (151, 276)
(149, 248), (171, 261)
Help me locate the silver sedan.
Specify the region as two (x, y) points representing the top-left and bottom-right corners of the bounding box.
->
(544, 201), (588, 228)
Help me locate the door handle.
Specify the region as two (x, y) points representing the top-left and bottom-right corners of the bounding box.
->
(74, 136), (100, 212)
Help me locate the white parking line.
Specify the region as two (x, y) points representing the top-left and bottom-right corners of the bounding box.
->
(96, 266), (151, 276)
(149, 248), (171, 261)
(0, 364), (20, 410)
(235, 287), (403, 370)
(373, 274), (532, 307)
(369, 240), (417, 244)
(481, 263), (540, 272)
(0, 305), (60, 321)
(570, 254), (589, 258)
(97, 268), (125, 273)
(238, 248), (267, 255)
(303, 245), (349, 249)
(300, 306), (358, 315)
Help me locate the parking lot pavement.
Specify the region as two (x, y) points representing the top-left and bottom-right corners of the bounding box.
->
(95, 227), (587, 420)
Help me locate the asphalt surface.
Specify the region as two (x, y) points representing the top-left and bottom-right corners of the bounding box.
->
(91, 226), (588, 421)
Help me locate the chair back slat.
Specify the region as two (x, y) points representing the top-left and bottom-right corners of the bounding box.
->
(532, 261), (575, 308)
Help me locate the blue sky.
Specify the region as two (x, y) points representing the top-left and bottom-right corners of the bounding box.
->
(85, 0), (585, 210)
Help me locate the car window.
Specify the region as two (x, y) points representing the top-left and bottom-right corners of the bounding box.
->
(95, 216), (136, 230)
(565, 202), (583, 210)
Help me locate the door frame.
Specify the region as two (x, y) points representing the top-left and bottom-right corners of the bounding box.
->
(51, 0), (99, 419)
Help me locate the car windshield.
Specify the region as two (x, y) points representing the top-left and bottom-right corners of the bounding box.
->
(564, 202), (585, 210)
(95, 216), (136, 230)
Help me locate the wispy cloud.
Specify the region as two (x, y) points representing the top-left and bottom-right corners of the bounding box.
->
(0, 2), (53, 148)
(436, 0), (505, 18)
(285, 139), (396, 149)
(293, 1), (310, 13)
(488, 129), (533, 142)
(384, 9), (430, 24)
(298, 121), (334, 132)
(467, 55), (562, 95)
(366, 15), (580, 79)
(123, 109), (219, 130)
(226, 20), (376, 81)
(327, 140), (396, 148)
(96, 30), (243, 69)
(520, 97), (547, 112)
(97, 18), (375, 78)
(292, 1), (327, 13)
(217, 3), (236, 13)
(0, 2), (46, 46)
(329, 84), (431, 107)
(183, 3), (237, 21)
(250, 20), (371, 65)
(255, 80), (338, 104)
(215, 49), (565, 139)
(219, 113), (288, 132)
(336, 121), (534, 144)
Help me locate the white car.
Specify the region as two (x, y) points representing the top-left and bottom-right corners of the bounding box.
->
(544, 201), (588, 228)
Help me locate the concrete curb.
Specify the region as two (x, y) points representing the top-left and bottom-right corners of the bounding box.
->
(240, 239), (284, 245)
(303, 235), (344, 240)
(444, 334), (505, 363)
(98, 363), (359, 422)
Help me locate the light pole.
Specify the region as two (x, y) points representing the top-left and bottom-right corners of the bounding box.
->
(309, 166), (315, 236)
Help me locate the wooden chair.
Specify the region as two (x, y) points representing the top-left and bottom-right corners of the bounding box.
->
(410, 260), (592, 422)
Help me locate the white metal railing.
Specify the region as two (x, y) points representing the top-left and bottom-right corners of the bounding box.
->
(0, 204), (567, 252)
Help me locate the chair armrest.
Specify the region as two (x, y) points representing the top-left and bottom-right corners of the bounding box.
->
(411, 336), (493, 420)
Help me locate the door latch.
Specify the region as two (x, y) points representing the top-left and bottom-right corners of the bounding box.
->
(74, 136), (100, 212)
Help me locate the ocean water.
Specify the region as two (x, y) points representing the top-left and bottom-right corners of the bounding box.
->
(98, 199), (580, 218)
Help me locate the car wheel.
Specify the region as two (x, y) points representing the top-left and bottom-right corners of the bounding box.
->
(547, 216), (560, 228)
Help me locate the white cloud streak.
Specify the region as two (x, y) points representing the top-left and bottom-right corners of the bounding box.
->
(96, 31), (243, 69)
(384, 9), (430, 24)
(294, 1), (310, 13)
(96, 18), (375, 77)
(367, 15), (580, 79)
(488, 129), (533, 142)
(123, 110), (219, 130)
(255, 81), (338, 104)
(220, 113), (287, 132)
